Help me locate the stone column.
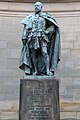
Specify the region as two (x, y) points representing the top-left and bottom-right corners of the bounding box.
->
(19, 76), (60, 120)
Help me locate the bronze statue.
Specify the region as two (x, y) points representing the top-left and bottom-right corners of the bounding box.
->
(19, 2), (60, 76)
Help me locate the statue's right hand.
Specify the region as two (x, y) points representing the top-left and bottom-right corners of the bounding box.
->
(27, 27), (32, 31)
(44, 30), (49, 35)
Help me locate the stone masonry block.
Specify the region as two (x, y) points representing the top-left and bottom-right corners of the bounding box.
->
(60, 26), (74, 33)
(56, 68), (67, 77)
(61, 41), (73, 49)
(65, 59), (75, 68)
(13, 17), (23, 25)
(78, 32), (80, 41)
(0, 16), (2, 24)
(0, 69), (15, 77)
(73, 77), (80, 85)
(0, 112), (18, 120)
(67, 84), (80, 91)
(10, 49), (20, 58)
(0, 85), (17, 94)
(70, 50), (80, 62)
(0, 95), (7, 101)
(66, 84), (80, 96)
(65, 33), (78, 42)
(0, 31), (21, 41)
(0, 58), (7, 68)
(61, 102), (80, 112)
(59, 58), (75, 69)
(0, 49), (11, 58)
(0, 84), (19, 101)
(0, 24), (22, 34)
(75, 58), (80, 69)
(0, 2), (8, 10)
(0, 77), (5, 84)
(60, 33), (66, 42)
(75, 94), (80, 101)
(2, 16), (14, 25)
(77, 112), (80, 119)
(60, 95), (73, 101)
(7, 41), (21, 49)
(0, 101), (19, 111)
(60, 112), (77, 119)
(62, 25), (80, 33)
(61, 49), (71, 60)
(73, 41), (80, 49)
(61, 77), (73, 86)
(3, 77), (20, 85)
(74, 25), (80, 32)
(67, 68), (80, 77)
(0, 41), (6, 48)
(59, 86), (66, 95)
(14, 69), (23, 78)
(58, 17), (78, 26)
(5, 93), (19, 101)
(7, 58), (19, 69)
(77, 17), (80, 24)
(8, 2), (27, 11)
(57, 59), (67, 69)
(0, 76), (19, 85)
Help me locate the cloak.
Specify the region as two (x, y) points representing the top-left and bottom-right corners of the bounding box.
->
(19, 12), (60, 75)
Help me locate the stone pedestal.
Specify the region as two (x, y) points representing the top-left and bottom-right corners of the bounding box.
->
(19, 76), (60, 120)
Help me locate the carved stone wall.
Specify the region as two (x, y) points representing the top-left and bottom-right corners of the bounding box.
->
(0, 1), (80, 119)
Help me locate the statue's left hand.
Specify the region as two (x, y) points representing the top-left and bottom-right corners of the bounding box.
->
(22, 39), (27, 45)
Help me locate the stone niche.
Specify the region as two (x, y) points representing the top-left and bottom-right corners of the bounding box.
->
(19, 76), (60, 120)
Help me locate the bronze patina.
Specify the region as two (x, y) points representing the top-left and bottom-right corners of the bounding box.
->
(19, 2), (60, 76)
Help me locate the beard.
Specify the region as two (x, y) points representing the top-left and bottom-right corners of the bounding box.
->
(35, 8), (41, 14)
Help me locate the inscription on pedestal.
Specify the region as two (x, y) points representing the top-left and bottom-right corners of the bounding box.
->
(27, 106), (51, 120)
(19, 78), (60, 120)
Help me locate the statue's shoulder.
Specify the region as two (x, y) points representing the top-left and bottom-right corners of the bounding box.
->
(21, 14), (34, 25)
(42, 12), (59, 27)
(41, 12), (54, 19)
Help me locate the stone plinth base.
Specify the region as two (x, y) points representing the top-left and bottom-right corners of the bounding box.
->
(19, 76), (60, 120)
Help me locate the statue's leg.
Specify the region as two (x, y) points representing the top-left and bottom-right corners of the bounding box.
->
(30, 48), (38, 75)
(42, 46), (53, 76)
(41, 46), (49, 74)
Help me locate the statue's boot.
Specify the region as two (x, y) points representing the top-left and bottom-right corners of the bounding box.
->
(33, 71), (38, 75)
(46, 71), (53, 76)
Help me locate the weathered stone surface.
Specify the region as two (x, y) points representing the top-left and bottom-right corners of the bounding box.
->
(61, 102), (80, 112)
(60, 112), (77, 119)
(0, 101), (19, 111)
(19, 77), (60, 120)
(0, 111), (18, 120)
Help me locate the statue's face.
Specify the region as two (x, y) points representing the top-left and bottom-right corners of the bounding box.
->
(35, 3), (42, 13)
